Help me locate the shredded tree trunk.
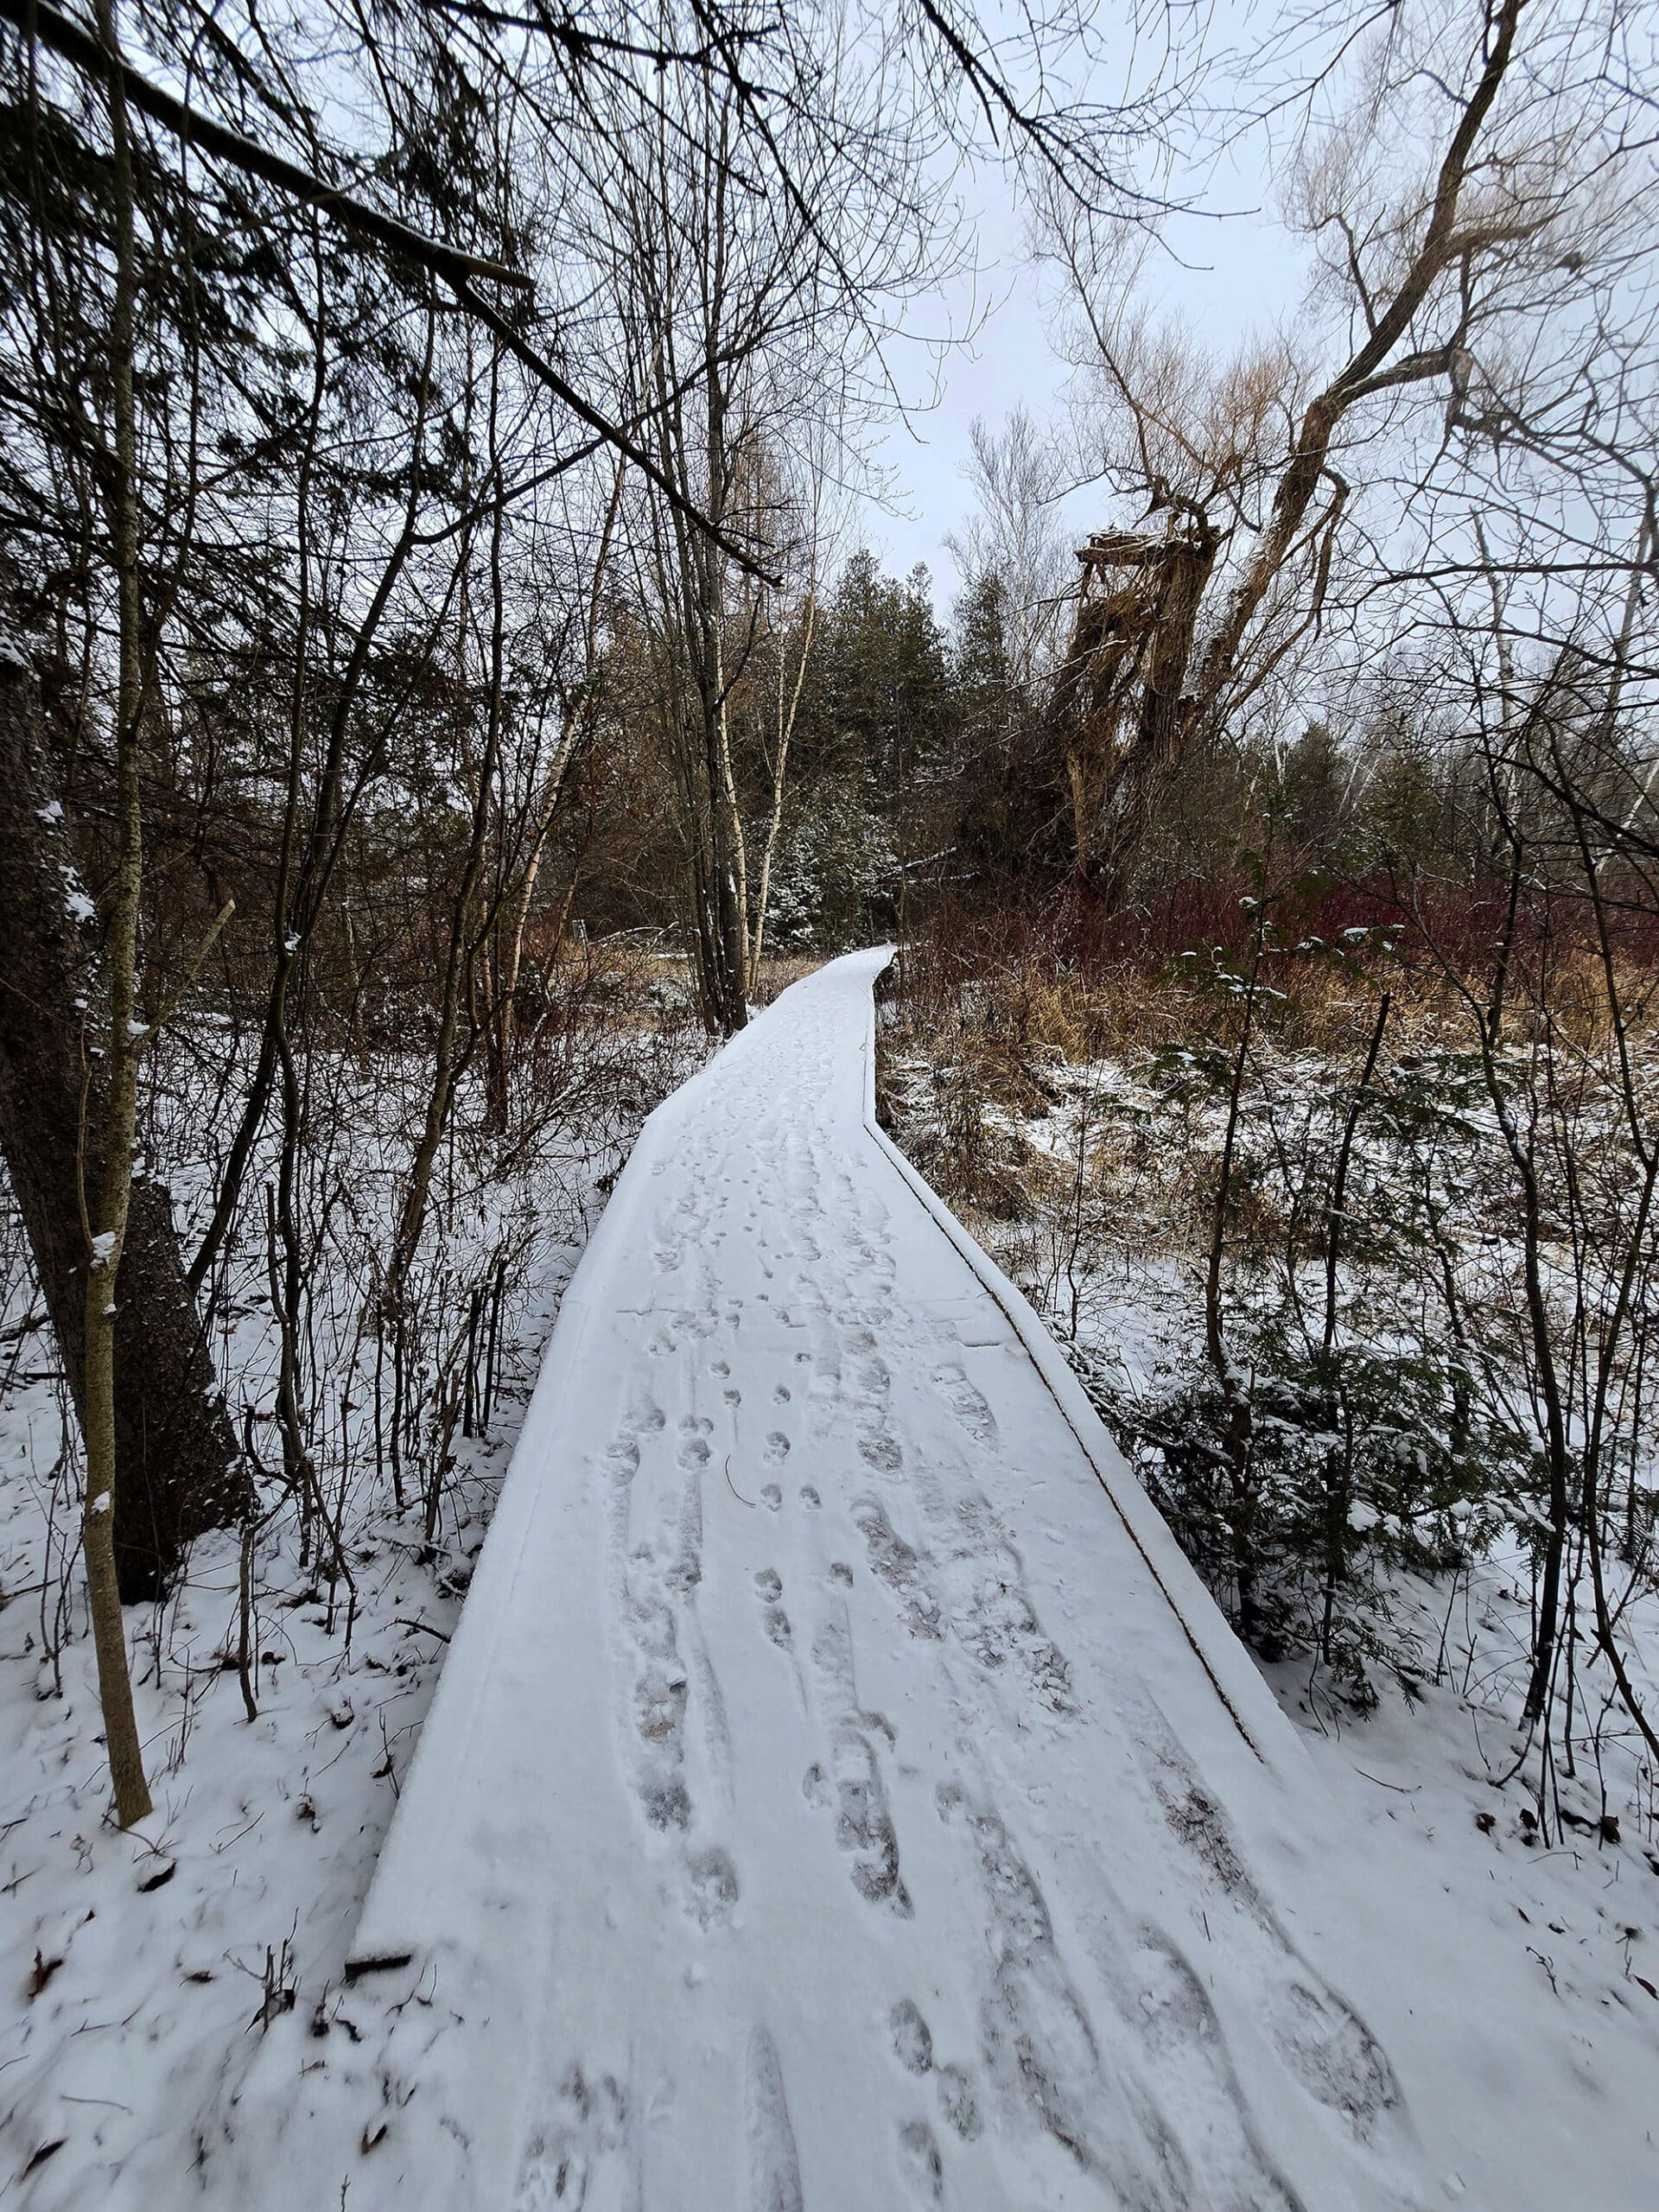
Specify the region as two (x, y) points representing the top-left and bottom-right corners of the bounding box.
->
(1048, 523), (1220, 896)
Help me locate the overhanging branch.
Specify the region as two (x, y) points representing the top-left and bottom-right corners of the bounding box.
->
(1, 0), (533, 289)
(3, 0), (781, 579)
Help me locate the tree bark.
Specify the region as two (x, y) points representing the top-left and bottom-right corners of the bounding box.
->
(0, 652), (246, 1601)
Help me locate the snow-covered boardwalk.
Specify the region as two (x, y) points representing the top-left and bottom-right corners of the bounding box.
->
(259, 950), (1428, 2209)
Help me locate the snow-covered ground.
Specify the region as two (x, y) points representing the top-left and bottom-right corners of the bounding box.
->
(0, 1025), (699, 2209)
(879, 995), (1659, 2209)
(4, 950), (1656, 2208)
(190, 945), (1648, 2212)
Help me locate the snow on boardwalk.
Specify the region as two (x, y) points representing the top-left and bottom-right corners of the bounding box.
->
(243, 949), (1429, 2210)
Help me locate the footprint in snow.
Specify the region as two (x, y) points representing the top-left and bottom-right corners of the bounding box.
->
(1151, 1753), (1402, 2140)
(935, 2064), (982, 2141)
(930, 1361), (999, 1447)
(513, 2064), (628, 2210)
(684, 1845), (740, 1929)
(890, 1999), (933, 2075)
(896, 2120), (944, 2202)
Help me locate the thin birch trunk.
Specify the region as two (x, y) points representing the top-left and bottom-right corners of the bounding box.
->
(83, 0), (150, 1827)
(748, 585), (815, 994)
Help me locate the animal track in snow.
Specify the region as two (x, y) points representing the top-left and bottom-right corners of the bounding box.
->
(753, 1567), (791, 1648)
(760, 1483), (783, 1511)
(765, 1432), (791, 1462)
(667, 1461), (704, 1594)
(602, 1375), (726, 1844)
(830, 1732), (908, 1910)
(605, 1436), (640, 1484)
(808, 1610), (911, 1914)
(798, 1485), (822, 1510)
(630, 1652), (691, 1833)
(513, 2063), (629, 2210)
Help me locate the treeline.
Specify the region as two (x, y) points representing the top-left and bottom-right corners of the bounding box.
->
(0, 0), (1130, 1824)
(2, 0), (1656, 1834)
(875, 0), (1659, 1815)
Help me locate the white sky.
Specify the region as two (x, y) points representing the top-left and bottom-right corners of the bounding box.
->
(852, 22), (1313, 613)
(857, 197), (1307, 611)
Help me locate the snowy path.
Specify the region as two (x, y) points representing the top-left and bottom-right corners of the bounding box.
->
(243, 950), (1433, 2210)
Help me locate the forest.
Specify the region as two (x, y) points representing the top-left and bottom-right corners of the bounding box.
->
(1, 0), (1656, 2201)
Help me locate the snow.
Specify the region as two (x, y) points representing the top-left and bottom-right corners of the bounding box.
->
(0, 1020), (694, 2208)
(3, 950), (1655, 2207)
(216, 948), (1503, 2209)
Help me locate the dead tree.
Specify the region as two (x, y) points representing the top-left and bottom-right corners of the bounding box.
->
(1048, 520), (1219, 893)
(1047, 0), (1527, 898)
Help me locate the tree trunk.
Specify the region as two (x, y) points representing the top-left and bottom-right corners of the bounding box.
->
(1049, 524), (1219, 899)
(0, 652), (245, 1602)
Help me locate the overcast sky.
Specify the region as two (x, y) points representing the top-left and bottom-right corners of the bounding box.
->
(852, 53), (1310, 613)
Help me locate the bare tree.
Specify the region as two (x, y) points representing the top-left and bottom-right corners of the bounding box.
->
(947, 406), (1071, 691)
(1041, 0), (1590, 899)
